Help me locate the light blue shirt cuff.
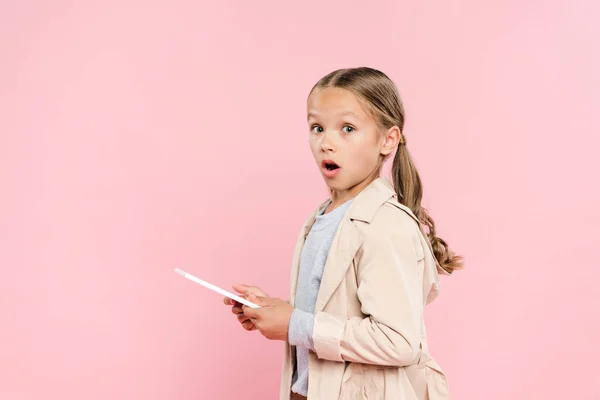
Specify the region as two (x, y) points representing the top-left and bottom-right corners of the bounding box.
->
(288, 308), (315, 351)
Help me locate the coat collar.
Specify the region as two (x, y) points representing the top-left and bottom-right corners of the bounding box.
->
(299, 176), (399, 237)
(290, 176), (401, 309)
(347, 176), (398, 223)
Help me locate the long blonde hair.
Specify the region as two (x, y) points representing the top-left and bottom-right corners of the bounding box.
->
(309, 67), (463, 274)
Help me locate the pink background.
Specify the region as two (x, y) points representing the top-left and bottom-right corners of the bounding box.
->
(1, 1), (599, 399)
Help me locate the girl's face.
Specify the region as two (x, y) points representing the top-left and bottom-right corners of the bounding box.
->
(307, 87), (399, 202)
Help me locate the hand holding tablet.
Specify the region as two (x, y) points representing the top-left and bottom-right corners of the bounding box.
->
(174, 268), (260, 308)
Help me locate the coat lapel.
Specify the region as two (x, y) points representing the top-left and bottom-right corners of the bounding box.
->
(314, 218), (363, 312)
(290, 177), (398, 310)
(315, 177), (396, 312)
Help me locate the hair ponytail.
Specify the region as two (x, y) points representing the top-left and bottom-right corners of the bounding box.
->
(392, 143), (463, 274)
(310, 66), (463, 274)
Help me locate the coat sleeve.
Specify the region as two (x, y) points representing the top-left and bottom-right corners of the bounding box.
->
(312, 225), (425, 366)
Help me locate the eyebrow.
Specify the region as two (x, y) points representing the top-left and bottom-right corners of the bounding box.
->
(307, 111), (361, 121)
(341, 111), (360, 119)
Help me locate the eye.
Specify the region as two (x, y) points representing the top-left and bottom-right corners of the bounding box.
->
(311, 125), (324, 134)
(342, 125), (355, 134)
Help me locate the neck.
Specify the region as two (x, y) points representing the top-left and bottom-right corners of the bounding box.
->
(329, 170), (381, 209)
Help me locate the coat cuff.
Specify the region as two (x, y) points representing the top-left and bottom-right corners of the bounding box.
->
(312, 311), (346, 362)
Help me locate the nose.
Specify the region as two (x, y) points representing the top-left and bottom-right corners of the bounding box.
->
(320, 131), (334, 152)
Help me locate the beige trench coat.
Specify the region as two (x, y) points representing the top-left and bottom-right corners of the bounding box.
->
(279, 177), (451, 400)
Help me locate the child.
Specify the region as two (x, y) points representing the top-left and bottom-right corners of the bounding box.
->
(224, 67), (462, 399)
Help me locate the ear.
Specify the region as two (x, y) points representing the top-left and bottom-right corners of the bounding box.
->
(380, 126), (401, 156)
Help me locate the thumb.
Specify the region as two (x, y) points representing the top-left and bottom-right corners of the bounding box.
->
(232, 284), (267, 297)
(232, 284), (250, 295)
(247, 293), (270, 306)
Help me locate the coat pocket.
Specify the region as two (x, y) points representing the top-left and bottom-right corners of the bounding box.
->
(363, 365), (386, 400)
(340, 364), (393, 400)
(338, 363), (365, 400)
(423, 359), (451, 399)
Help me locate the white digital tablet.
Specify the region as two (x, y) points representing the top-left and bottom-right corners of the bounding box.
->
(174, 268), (260, 308)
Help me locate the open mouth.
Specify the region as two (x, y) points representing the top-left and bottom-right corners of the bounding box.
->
(322, 160), (340, 171)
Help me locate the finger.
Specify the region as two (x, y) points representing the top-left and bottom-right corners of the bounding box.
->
(233, 284), (267, 297)
(223, 296), (236, 306)
(231, 304), (243, 315)
(242, 305), (260, 319)
(247, 293), (271, 306)
(237, 313), (252, 324)
(241, 320), (256, 331)
(232, 284), (251, 295)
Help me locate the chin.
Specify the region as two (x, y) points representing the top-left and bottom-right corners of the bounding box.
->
(322, 179), (349, 192)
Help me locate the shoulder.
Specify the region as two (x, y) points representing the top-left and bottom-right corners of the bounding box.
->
(358, 198), (421, 238)
(353, 198), (426, 259)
